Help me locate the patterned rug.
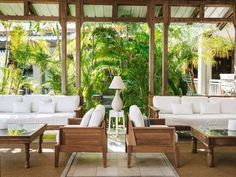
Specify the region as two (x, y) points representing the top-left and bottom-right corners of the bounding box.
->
(61, 152), (179, 177)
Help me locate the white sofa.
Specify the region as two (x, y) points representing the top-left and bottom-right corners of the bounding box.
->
(150, 96), (236, 128)
(0, 95), (82, 129)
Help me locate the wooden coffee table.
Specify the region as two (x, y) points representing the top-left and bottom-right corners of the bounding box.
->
(191, 126), (236, 167)
(0, 123), (47, 168)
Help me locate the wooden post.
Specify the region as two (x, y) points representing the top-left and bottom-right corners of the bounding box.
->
(60, 0), (67, 95)
(233, 4), (236, 72)
(162, 1), (170, 95)
(24, 0), (29, 16)
(148, 1), (155, 116)
(75, 0), (83, 89)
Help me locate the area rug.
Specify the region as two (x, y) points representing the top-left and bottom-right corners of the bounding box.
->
(0, 143), (70, 177)
(61, 152), (180, 177)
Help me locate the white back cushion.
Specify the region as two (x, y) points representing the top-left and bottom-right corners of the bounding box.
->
(153, 96), (181, 113)
(0, 95), (23, 112)
(95, 104), (106, 117)
(171, 103), (193, 115)
(129, 105), (145, 127)
(23, 95), (52, 112)
(200, 102), (220, 114)
(88, 109), (104, 127)
(13, 102), (31, 113)
(209, 97), (236, 114)
(52, 96), (80, 112)
(181, 96), (208, 113)
(38, 101), (55, 113)
(80, 108), (94, 127)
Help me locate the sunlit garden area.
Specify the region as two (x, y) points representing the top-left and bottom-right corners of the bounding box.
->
(0, 22), (234, 112)
(1, 1), (236, 177)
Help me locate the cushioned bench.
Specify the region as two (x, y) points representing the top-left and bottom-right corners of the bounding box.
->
(149, 96), (236, 129)
(0, 95), (83, 129)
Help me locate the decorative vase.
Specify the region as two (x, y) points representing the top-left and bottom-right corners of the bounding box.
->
(111, 90), (123, 111)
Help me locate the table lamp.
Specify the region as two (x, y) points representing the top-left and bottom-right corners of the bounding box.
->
(109, 76), (125, 111)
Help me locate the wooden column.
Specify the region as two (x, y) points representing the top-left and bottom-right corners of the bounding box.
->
(162, 1), (170, 95)
(148, 1), (155, 116)
(75, 0), (83, 88)
(24, 0), (29, 16)
(233, 4), (236, 72)
(60, 0), (67, 95)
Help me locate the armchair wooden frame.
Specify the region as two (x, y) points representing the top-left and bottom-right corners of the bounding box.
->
(55, 119), (107, 168)
(126, 119), (179, 168)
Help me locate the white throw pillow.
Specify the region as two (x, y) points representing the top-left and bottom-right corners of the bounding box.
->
(220, 100), (236, 114)
(88, 109), (104, 127)
(129, 105), (145, 127)
(13, 102), (31, 113)
(38, 101), (55, 113)
(0, 95), (23, 112)
(52, 96), (80, 112)
(171, 103), (193, 115)
(200, 102), (220, 114)
(80, 108), (94, 127)
(153, 96), (181, 113)
(181, 96), (208, 113)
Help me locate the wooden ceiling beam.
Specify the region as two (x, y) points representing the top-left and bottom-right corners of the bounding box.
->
(171, 17), (233, 23)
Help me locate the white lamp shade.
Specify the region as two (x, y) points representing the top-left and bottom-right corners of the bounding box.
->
(109, 76), (125, 90)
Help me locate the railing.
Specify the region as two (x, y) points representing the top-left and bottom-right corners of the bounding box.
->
(194, 79), (236, 96)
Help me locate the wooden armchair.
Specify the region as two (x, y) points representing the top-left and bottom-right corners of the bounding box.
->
(55, 119), (107, 168)
(126, 118), (179, 168)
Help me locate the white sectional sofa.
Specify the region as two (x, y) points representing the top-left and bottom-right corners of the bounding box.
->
(150, 96), (236, 128)
(0, 95), (82, 129)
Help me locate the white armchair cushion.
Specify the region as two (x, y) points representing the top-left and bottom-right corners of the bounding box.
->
(13, 102), (31, 113)
(80, 108), (94, 127)
(88, 109), (104, 127)
(181, 96), (208, 113)
(129, 105), (145, 127)
(95, 104), (105, 117)
(0, 95), (23, 112)
(153, 96), (181, 113)
(52, 96), (80, 112)
(171, 103), (193, 115)
(200, 102), (220, 114)
(38, 101), (55, 113)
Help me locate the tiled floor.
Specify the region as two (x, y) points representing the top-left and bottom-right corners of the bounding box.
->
(62, 135), (179, 177)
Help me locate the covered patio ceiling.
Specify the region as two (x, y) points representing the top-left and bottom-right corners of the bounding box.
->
(0, 0), (236, 110)
(0, 0), (234, 25)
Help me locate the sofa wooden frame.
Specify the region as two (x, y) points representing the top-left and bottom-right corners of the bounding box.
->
(126, 118), (179, 168)
(54, 119), (107, 168)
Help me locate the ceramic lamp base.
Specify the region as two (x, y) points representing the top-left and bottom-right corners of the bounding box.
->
(111, 90), (123, 111)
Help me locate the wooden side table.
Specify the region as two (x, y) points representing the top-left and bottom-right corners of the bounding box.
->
(108, 110), (125, 136)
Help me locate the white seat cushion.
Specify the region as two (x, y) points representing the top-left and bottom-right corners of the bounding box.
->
(52, 96), (80, 112)
(95, 105), (105, 118)
(0, 95), (23, 112)
(7, 112), (74, 125)
(129, 105), (145, 127)
(80, 108), (94, 127)
(159, 113), (236, 127)
(153, 96), (180, 113)
(13, 102), (31, 113)
(171, 103), (193, 115)
(181, 96), (208, 113)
